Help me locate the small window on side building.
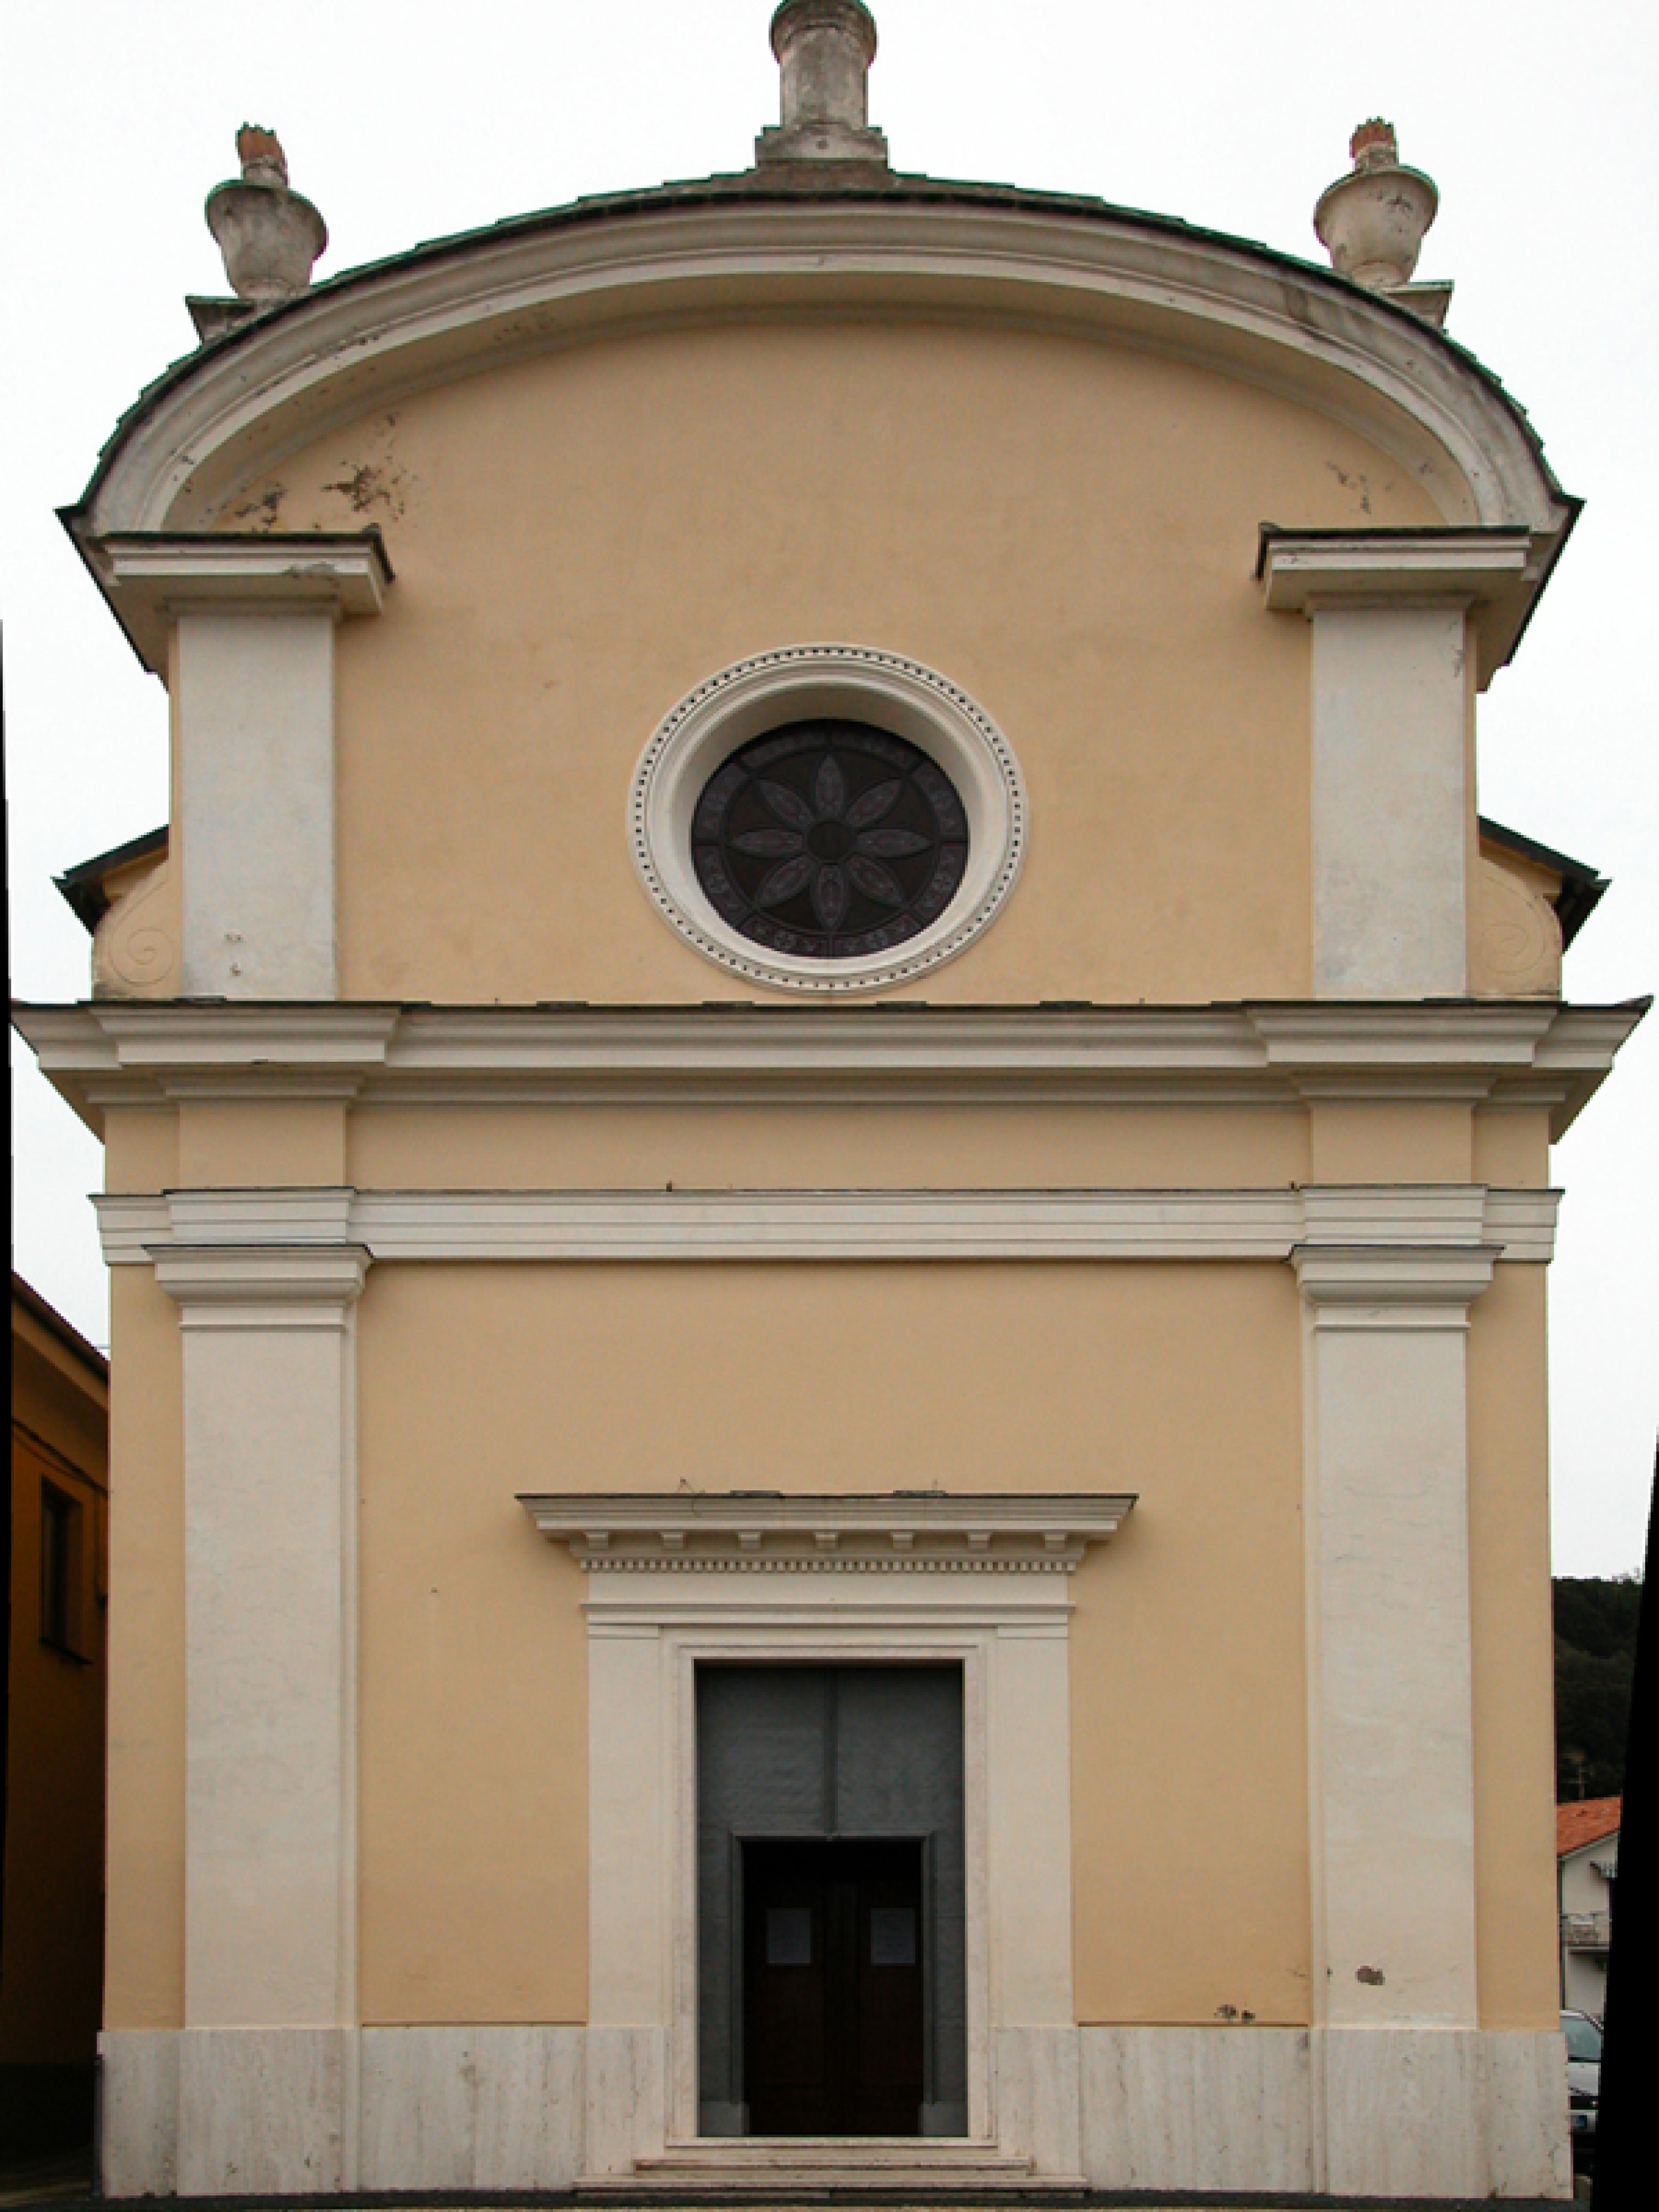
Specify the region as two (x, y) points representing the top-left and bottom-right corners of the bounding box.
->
(40, 1481), (84, 1657)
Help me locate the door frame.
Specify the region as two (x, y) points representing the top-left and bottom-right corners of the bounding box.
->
(672, 1629), (993, 2144)
(582, 1557), (1080, 2154)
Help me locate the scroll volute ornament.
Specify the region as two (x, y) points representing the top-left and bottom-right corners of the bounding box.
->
(1470, 855), (1562, 998)
(205, 125), (327, 304)
(94, 855), (180, 998)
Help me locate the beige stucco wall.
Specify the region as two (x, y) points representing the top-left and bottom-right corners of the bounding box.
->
(177, 1100), (347, 1189)
(1466, 1262), (1559, 2028)
(357, 1265), (589, 2026)
(97, 1227), (1561, 2032)
(216, 318), (1442, 1008)
(354, 1257), (1310, 2026)
(1069, 1264), (1310, 2024)
(102, 1263), (186, 2031)
(348, 1101), (1311, 1192)
(94, 1081), (1561, 2033)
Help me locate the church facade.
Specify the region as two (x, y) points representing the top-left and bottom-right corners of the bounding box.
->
(16, 4), (1641, 2200)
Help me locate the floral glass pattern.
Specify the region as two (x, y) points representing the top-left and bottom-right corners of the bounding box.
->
(691, 721), (971, 960)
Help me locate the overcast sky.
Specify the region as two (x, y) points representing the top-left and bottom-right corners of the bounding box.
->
(5, 1), (1654, 1574)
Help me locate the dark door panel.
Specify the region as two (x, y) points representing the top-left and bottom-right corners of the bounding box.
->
(697, 1664), (965, 2138)
(744, 1838), (925, 2135)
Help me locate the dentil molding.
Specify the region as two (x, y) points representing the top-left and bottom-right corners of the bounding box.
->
(518, 1489), (1135, 1572)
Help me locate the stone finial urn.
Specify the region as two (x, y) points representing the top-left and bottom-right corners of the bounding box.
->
(1314, 120), (1437, 291)
(205, 125), (327, 304)
(757, 0), (888, 166)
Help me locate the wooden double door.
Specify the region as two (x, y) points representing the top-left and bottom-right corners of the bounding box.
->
(743, 1837), (924, 2136)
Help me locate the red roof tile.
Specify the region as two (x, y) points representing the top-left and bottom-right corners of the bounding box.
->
(1558, 1797), (1621, 1857)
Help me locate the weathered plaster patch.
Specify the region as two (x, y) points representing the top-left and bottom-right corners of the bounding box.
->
(322, 411), (412, 520)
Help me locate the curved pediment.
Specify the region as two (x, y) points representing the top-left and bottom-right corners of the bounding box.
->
(70, 176), (1571, 581)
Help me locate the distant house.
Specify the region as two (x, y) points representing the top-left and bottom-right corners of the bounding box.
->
(1558, 1797), (1620, 2020)
(4, 1277), (109, 2156)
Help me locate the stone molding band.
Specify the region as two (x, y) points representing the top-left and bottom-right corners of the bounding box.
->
(101, 1183), (1559, 1270)
(520, 1488), (1134, 1572)
(13, 1000), (1642, 1142)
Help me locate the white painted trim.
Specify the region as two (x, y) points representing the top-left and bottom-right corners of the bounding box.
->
(579, 1564), (1081, 2165)
(1292, 1242), (1500, 1326)
(1260, 530), (1534, 686)
(1296, 1242), (1488, 2070)
(94, 1183), (1562, 1268)
(1300, 1184), (1488, 1244)
(630, 647), (1026, 995)
(1305, 604), (1471, 999)
(18, 1000), (1641, 1138)
(77, 199), (1567, 561)
(87, 532), (390, 677)
(155, 1247), (364, 2057)
(1483, 1188), (1562, 1262)
(520, 1489), (1133, 1570)
(175, 610), (343, 1000)
(150, 1243), (371, 1328)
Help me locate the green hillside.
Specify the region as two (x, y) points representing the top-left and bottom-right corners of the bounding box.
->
(1554, 1576), (1642, 1802)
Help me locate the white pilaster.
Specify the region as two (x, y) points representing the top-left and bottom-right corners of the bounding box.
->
(152, 1242), (368, 2038)
(587, 1622), (669, 2028)
(85, 530), (390, 1002)
(1294, 1206), (1498, 2192)
(989, 1625), (1074, 2028)
(1309, 602), (1470, 997)
(176, 610), (339, 998)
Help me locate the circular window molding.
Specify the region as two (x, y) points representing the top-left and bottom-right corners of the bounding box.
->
(630, 646), (1027, 994)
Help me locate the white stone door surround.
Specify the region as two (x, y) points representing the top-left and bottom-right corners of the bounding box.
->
(523, 1496), (1133, 2179)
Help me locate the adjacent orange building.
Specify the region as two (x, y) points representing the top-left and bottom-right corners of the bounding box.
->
(4, 1277), (109, 2156)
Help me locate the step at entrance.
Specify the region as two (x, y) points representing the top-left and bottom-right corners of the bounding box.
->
(580, 2137), (1076, 2196)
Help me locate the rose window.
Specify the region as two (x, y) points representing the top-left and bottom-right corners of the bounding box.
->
(690, 720), (971, 960)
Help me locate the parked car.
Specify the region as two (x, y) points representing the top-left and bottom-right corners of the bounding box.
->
(1563, 2008), (1601, 2171)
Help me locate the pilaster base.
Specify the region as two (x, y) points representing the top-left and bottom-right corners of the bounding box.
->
(1081, 2024), (1570, 2199)
(99, 2021), (1571, 2200)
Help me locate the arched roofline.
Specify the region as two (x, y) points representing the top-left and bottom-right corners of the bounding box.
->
(67, 170), (1576, 626)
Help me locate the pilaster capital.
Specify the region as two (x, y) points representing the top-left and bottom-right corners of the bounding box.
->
(150, 1241), (370, 1329)
(1292, 1241), (1500, 1328)
(85, 529), (391, 677)
(1257, 525), (1537, 684)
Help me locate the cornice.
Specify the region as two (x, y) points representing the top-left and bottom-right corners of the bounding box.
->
(16, 998), (1643, 1141)
(518, 1489), (1135, 1572)
(1257, 527), (1536, 685)
(1292, 1241), (1501, 1326)
(93, 1183), (1561, 1268)
(150, 1241), (369, 1327)
(83, 530), (392, 677)
(69, 193), (1569, 617)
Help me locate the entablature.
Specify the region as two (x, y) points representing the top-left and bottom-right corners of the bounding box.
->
(14, 997), (1644, 1142)
(517, 1489), (1135, 1572)
(95, 1182), (1562, 1268)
